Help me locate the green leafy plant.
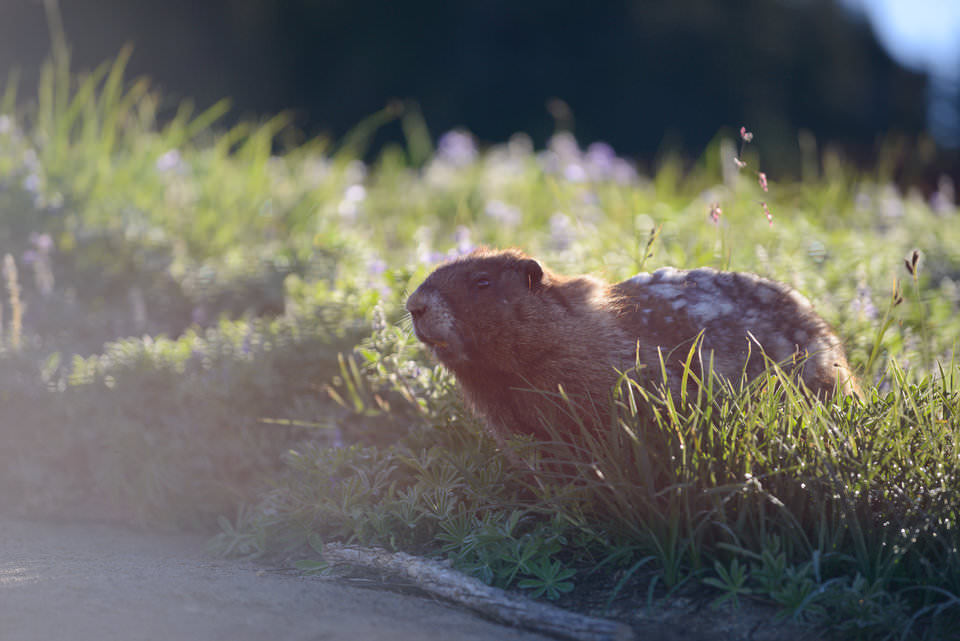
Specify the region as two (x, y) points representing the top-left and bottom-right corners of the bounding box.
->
(703, 558), (753, 610)
(517, 557), (577, 600)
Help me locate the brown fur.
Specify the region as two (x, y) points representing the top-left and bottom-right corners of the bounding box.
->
(406, 248), (857, 440)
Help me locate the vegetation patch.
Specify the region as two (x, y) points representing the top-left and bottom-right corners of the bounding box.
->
(1, 51), (958, 639)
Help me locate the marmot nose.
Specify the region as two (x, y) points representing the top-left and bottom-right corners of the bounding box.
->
(406, 291), (427, 320)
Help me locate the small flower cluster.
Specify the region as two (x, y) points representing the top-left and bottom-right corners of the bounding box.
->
(850, 281), (878, 321)
(416, 225), (477, 265)
(1, 114), (62, 210)
(537, 132), (637, 184)
(426, 128), (637, 194)
(336, 160), (369, 222)
(483, 200), (523, 228)
(930, 175), (955, 214)
(155, 149), (186, 174)
(435, 130), (478, 168)
(423, 130), (479, 189)
(364, 255), (390, 298)
(738, 127), (773, 225)
(711, 126), (773, 226)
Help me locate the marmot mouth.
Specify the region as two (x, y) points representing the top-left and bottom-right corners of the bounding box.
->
(413, 328), (450, 350)
(417, 334), (459, 362)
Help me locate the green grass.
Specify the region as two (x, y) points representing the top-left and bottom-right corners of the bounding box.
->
(1, 50), (958, 639)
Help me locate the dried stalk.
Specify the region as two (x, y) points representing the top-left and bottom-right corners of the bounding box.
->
(323, 543), (633, 641)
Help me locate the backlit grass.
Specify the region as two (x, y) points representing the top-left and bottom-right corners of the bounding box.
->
(0, 50), (958, 639)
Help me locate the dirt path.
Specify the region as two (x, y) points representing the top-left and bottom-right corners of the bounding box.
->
(0, 517), (555, 641)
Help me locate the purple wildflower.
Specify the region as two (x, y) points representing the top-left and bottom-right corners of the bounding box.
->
(930, 175), (955, 213)
(156, 149), (183, 173)
(436, 130), (478, 167)
(30, 232), (53, 252)
(453, 226), (475, 254)
(851, 283), (878, 321)
(367, 257), (387, 276)
(584, 142), (616, 178)
(22, 173), (40, 194)
(422, 250), (447, 265)
(484, 200), (522, 227)
(563, 163), (588, 182)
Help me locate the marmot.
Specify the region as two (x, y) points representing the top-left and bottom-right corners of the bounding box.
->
(406, 248), (858, 440)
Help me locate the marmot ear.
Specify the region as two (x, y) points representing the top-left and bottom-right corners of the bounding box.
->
(521, 259), (544, 291)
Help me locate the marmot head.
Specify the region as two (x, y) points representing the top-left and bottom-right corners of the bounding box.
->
(406, 249), (547, 371)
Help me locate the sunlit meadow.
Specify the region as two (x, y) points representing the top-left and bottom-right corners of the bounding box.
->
(1, 52), (958, 639)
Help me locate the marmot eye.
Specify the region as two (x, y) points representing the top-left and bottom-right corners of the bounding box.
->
(473, 277), (491, 289)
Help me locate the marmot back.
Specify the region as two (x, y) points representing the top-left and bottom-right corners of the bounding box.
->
(406, 248), (857, 440)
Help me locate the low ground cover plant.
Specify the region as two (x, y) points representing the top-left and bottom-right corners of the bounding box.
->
(1, 51), (958, 639)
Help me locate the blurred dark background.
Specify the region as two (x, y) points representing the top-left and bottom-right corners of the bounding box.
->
(1, 0), (958, 180)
